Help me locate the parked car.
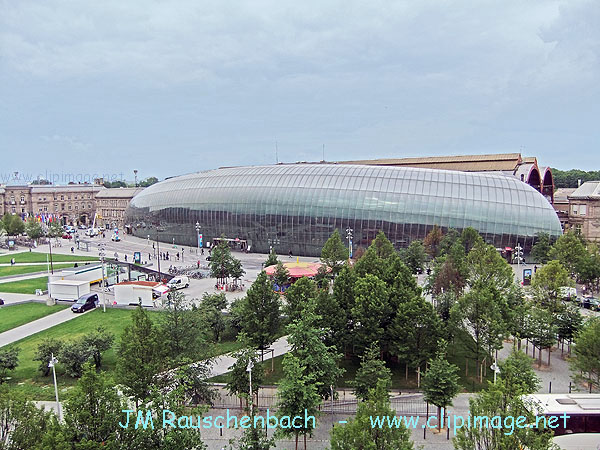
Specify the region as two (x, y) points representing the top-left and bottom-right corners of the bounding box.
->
(0, 298), (4, 306)
(62, 233), (73, 239)
(71, 293), (99, 313)
(560, 286), (577, 300)
(167, 276), (190, 290)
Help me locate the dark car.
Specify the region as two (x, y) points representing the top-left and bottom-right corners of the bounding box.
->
(62, 233), (73, 240)
(71, 293), (98, 313)
(0, 298), (4, 306)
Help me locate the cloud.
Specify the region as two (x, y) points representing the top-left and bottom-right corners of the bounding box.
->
(42, 134), (90, 151)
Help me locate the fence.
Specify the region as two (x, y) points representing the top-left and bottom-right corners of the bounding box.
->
(209, 386), (429, 416)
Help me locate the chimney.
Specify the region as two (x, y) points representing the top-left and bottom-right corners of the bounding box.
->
(578, 179), (582, 187)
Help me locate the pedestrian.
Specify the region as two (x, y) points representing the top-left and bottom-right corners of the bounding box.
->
(124, 255), (127, 262)
(166, 251), (169, 260)
(289, 250), (293, 258)
(153, 242), (155, 250)
(10, 258), (15, 266)
(71, 246), (74, 253)
(176, 252), (180, 261)
(149, 253), (151, 260)
(197, 260), (200, 269)
(201, 248), (204, 255)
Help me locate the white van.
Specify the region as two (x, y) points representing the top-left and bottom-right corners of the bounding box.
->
(560, 286), (577, 300)
(167, 276), (189, 290)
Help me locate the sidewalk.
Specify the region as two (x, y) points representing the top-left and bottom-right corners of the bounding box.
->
(0, 307), (88, 348)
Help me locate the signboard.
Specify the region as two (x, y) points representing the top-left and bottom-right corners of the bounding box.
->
(198, 233), (203, 248)
(523, 268), (532, 286)
(134, 252), (141, 264)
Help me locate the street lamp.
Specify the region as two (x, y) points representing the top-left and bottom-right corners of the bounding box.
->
(98, 243), (106, 312)
(195, 222), (201, 253)
(345, 227), (353, 259)
(133, 169), (138, 187)
(48, 354), (61, 421)
(247, 358), (254, 415)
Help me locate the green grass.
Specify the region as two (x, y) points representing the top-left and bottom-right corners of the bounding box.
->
(0, 263), (75, 278)
(3, 309), (244, 400)
(0, 277), (49, 294)
(0, 252), (98, 264)
(0, 303), (69, 333)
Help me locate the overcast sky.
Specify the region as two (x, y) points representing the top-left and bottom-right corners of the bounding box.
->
(1, 0), (598, 183)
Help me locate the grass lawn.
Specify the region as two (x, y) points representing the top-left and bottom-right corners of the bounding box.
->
(0, 277), (49, 294)
(0, 263), (75, 278)
(0, 303), (69, 334)
(0, 252), (98, 264)
(4, 308), (244, 400)
(212, 329), (494, 392)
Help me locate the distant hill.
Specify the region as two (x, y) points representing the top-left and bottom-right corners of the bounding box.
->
(552, 169), (600, 188)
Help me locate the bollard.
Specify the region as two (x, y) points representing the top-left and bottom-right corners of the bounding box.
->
(549, 382), (552, 393)
(569, 382), (572, 393)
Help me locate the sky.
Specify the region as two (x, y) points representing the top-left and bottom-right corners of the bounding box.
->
(1, 0), (599, 184)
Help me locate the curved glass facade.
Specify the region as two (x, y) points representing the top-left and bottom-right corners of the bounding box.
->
(125, 164), (562, 256)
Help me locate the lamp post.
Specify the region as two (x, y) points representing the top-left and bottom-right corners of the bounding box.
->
(133, 169), (138, 187)
(98, 243), (106, 312)
(345, 227), (353, 258)
(48, 354), (61, 421)
(247, 359), (254, 415)
(195, 222), (201, 252)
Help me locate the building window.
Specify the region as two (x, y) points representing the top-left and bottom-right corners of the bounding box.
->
(38, 197), (42, 201)
(572, 205), (579, 215)
(44, 206), (47, 212)
(580, 205), (587, 216)
(575, 224), (582, 235)
(61, 195), (64, 200)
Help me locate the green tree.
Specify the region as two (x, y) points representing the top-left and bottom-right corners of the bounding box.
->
(199, 292), (228, 342)
(240, 271), (281, 350)
(25, 218), (43, 241)
(209, 239), (238, 284)
(0, 347), (19, 383)
(454, 352), (553, 450)
(424, 225), (443, 258)
(351, 342), (391, 402)
(139, 176), (159, 187)
(34, 338), (63, 376)
(531, 260), (572, 312)
(556, 304), (583, 351)
(231, 409), (276, 450)
(277, 355), (321, 450)
(331, 266), (357, 354)
(286, 305), (343, 400)
(0, 386), (54, 449)
(530, 232), (552, 264)
(351, 274), (389, 354)
(527, 307), (557, 367)
(273, 261), (290, 289)
(329, 379), (414, 450)
(401, 239), (426, 274)
(264, 247), (279, 267)
(439, 228), (461, 256)
(283, 276), (317, 323)
(320, 229), (349, 275)
(116, 306), (164, 405)
(467, 240), (514, 294)
(575, 247), (600, 293)
(160, 290), (206, 362)
(549, 231), (586, 274)
(226, 346), (264, 409)
(391, 297), (443, 384)
(499, 350), (540, 396)
(59, 341), (92, 378)
(63, 363), (124, 446)
(571, 316), (600, 389)
(83, 326), (114, 369)
(422, 342), (461, 430)
(47, 220), (64, 238)
(0, 214), (24, 236)
(459, 227), (483, 254)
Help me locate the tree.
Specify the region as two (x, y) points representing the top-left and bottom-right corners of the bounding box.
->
(264, 247), (279, 267)
(117, 306), (164, 405)
(286, 305), (343, 400)
(454, 353), (553, 450)
(199, 292), (228, 342)
(499, 350), (540, 396)
(273, 261), (290, 289)
(63, 363), (124, 446)
(571, 316), (600, 390)
(83, 326), (114, 369)
(25, 218), (43, 241)
(422, 342), (460, 430)
(530, 232), (552, 264)
(233, 412), (276, 450)
(283, 276), (317, 323)
(549, 231), (586, 274)
(209, 239), (237, 284)
(240, 271), (281, 350)
(401, 239), (426, 274)
(428, 256), (466, 297)
(556, 304), (583, 352)
(277, 355), (321, 450)
(531, 260), (572, 312)
(424, 225), (443, 258)
(320, 229), (349, 275)
(47, 221), (64, 239)
(575, 248), (600, 293)
(329, 379), (414, 450)
(0, 214), (24, 236)
(59, 341), (92, 378)
(439, 228), (461, 256)
(160, 290), (206, 362)
(0, 386), (55, 449)
(226, 346), (264, 408)
(466, 240), (514, 294)
(351, 274), (390, 354)
(34, 338), (63, 376)
(139, 176), (159, 187)
(331, 266), (357, 354)
(351, 342), (391, 402)
(459, 227), (483, 254)
(391, 297), (443, 384)
(0, 347), (19, 383)
(527, 306), (557, 367)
